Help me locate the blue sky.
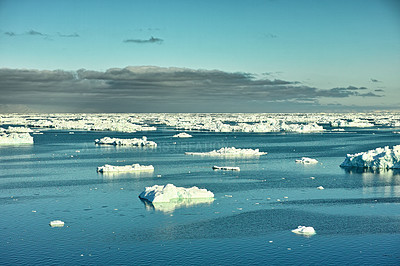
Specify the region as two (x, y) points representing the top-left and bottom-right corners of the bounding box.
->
(0, 0), (399, 112)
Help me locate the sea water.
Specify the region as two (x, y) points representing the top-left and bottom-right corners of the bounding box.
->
(0, 126), (399, 265)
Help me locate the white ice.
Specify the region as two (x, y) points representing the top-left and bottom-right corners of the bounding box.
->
(97, 163), (154, 173)
(291, 226), (316, 235)
(173, 132), (192, 138)
(340, 145), (400, 169)
(185, 147), (266, 156)
(212, 165), (240, 171)
(139, 184), (214, 203)
(295, 157), (318, 164)
(0, 133), (34, 144)
(95, 136), (157, 147)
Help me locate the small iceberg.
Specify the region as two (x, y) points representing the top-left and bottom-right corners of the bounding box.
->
(139, 184), (214, 203)
(185, 147), (266, 157)
(141, 197), (214, 213)
(173, 132), (192, 138)
(212, 166), (240, 171)
(0, 133), (34, 145)
(291, 226), (316, 235)
(295, 157), (318, 164)
(95, 136), (157, 147)
(340, 145), (400, 169)
(97, 163), (154, 173)
(49, 220), (64, 227)
(317, 186), (324, 190)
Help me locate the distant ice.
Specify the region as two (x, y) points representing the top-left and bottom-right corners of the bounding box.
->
(95, 136), (157, 147)
(185, 147), (266, 156)
(173, 132), (192, 138)
(295, 157), (318, 164)
(291, 226), (316, 235)
(0, 133), (34, 144)
(212, 165), (240, 171)
(340, 145), (400, 169)
(139, 184), (214, 203)
(97, 163), (154, 173)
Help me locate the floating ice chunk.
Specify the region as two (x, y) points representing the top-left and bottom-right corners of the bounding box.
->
(340, 145), (400, 169)
(317, 186), (324, 190)
(173, 132), (192, 138)
(97, 163), (154, 173)
(95, 136), (157, 147)
(295, 157), (318, 164)
(291, 226), (316, 235)
(212, 166), (240, 171)
(0, 133), (34, 144)
(49, 220), (64, 227)
(185, 147), (266, 156)
(139, 184), (214, 203)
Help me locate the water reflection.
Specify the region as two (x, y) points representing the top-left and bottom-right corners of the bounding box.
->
(99, 171), (154, 180)
(140, 198), (215, 213)
(342, 167), (400, 196)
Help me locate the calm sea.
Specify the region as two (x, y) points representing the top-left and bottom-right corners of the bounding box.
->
(1, 126), (399, 265)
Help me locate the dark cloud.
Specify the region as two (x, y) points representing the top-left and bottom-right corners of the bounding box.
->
(371, 78), (381, 83)
(374, 89), (384, 92)
(123, 36), (163, 44)
(3, 30), (80, 38)
(0, 67), (384, 112)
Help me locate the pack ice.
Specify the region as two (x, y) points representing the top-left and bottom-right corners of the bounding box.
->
(185, 147), (266, 156)
(95, 136), (157, 147)
(340, 145), (400, 169)
(139, 184), (214, 203)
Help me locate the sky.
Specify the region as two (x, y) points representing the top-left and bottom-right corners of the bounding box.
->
(0, 0), (399, 113)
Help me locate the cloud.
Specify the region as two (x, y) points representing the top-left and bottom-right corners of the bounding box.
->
(374, 89), (384, 92)
(4, 31), (16, 37)
(123, 36), (163, 44)
(27, 30), (46, 36)
(264, 33), (278, 38)
(370, 78), (381, 83)
(0, 66), (384, 112)
(58, 32), (80, 37)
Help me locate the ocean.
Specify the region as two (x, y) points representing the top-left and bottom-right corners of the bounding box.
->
(1, 123), (399, 265)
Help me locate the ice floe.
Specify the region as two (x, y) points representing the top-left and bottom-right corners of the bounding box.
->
(139, 184), (214, 203)
(185, 147), (266, 156)
(291, 226), (316, 235)
(212, 166), (240, 171)
(95, 136), (157, 147)
(295, 157), (318, 164)
(340, 145), (400, 169)
(173, 132), (192, 138)
(49, 220), (65, 227)
(97, 163), (154, 173)
(0, 133), (34, 144)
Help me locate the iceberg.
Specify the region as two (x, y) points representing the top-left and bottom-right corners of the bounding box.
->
(185, 147), (266, 156)
(95, 136), (157, 147)
(139, 184), (214, 203)
(212, 165), (240, 171)
(0, 133), (34, 144)
(340, 145), (400, 169)
(97, 163), (154, 173)
(173, 132), (192, 138)
(291, 226), (316, 235)
(295, 157), (318, 164)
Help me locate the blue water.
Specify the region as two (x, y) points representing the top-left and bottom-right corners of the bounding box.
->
(0, 126), (399, 265)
